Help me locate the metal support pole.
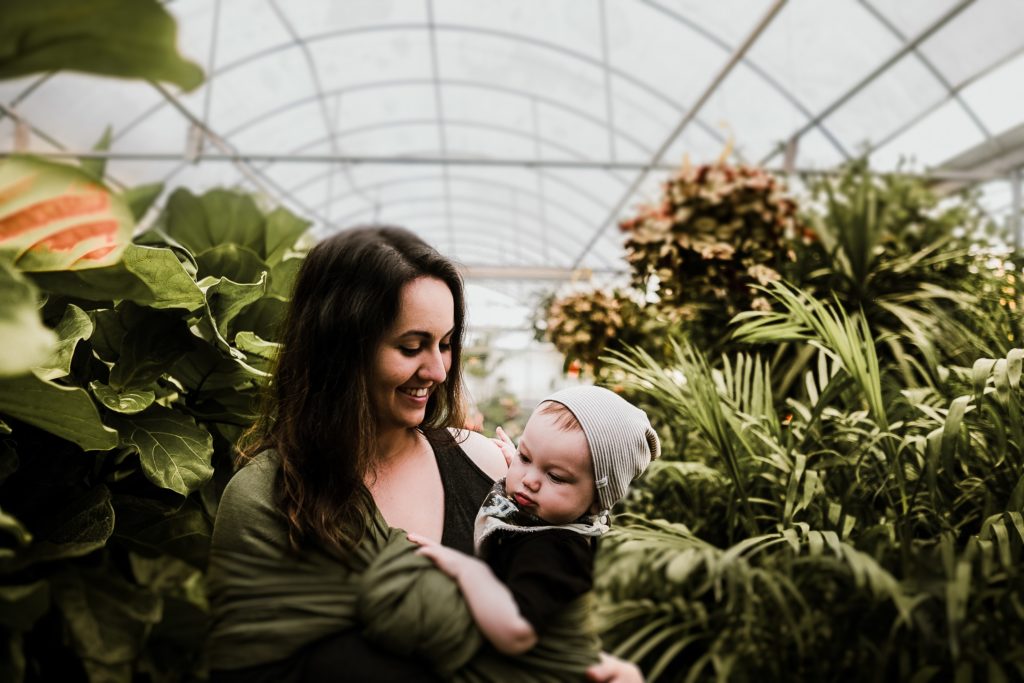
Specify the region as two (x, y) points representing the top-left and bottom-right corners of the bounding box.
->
(1012, 167), (1022, 251)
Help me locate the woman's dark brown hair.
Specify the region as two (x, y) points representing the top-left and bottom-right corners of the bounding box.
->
(240, 226), (466, 557)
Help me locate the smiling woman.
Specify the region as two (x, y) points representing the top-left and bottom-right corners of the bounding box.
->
(204, 225), (642, 683)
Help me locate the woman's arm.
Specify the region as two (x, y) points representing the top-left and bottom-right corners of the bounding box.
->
(408, 533), (538, 656)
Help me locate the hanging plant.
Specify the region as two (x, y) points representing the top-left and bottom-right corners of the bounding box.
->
(619, 161), (807, 345)
(541, 288), (648, 375)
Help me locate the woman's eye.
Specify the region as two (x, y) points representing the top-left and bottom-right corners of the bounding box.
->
(400, 346), (420, 356)
(439, 343), (452, 352)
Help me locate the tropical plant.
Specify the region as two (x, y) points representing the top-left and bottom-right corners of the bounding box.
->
(0, 0), (202, 90)
(0, 179), (309, 682)
(594, 281), (1024, 681)
(799, 162), (1014, 386)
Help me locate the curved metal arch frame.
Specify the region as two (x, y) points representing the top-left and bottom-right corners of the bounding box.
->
(322, 170), (608, 239)
(280, 167), (612, 223)
(174, 115), (631, 189)
(292, 169), (606, 240)
(107, 22), (734, 161)
(333, 191), (593, 250)
(383, 217), (573, 265)
(641, 0), (851, 161)
(154, 81), (650, 219)
(221, 78), (659, 159)
(333, 196), (614, 268)
(757, 0), (977, 167)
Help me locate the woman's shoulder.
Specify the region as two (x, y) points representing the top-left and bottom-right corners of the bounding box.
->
(216, 451), (281, 527)
(446, 428), (506, 481)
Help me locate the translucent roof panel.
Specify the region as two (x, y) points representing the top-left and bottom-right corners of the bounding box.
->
(3, 0), (1023, 334)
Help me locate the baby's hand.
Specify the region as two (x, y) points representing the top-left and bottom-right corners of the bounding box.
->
(407, 533), (474, 580)
(492, 426), (517, 467)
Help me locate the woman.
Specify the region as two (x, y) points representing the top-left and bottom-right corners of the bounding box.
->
(206, 226), (641, 682)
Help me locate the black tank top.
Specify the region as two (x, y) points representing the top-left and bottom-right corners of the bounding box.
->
(426, 428), (496, 554)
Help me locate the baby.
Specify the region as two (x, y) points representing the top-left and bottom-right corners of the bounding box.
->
(410, 386), (660, 656)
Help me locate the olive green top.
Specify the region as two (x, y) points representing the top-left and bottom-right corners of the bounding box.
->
(206, 450), (600, 682)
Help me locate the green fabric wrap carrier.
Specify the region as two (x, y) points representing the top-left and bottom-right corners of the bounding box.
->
(206, 451), (600, 681)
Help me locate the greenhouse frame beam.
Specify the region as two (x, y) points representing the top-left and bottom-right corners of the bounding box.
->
(425, 0), (456, 256)
(758, 0), (976, 168)
(106, 23), (733, 160)
(855, 0), (993, 148)
(861, 43), (1024, 171)
(149, 83), (334, 229)
(8, 149), (1009, 183)
(1012, 167), (1022, 250)
(462, 265), (626, 281)
(222, 79), (657, 159)
(641, 0), (850, 161)
(569, 0), (788, 270)
(281, 164), (611, 217)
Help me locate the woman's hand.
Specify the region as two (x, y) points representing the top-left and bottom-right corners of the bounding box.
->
(408, 532), (477, 580)
(586, 652), (644, 683)
(492, 426), (517, 467)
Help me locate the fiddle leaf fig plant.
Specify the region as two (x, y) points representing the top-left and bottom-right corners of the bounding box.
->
(0, 181), (310, 683)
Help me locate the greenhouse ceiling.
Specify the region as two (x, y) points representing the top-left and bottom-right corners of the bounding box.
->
(2, 0), (1024, 298)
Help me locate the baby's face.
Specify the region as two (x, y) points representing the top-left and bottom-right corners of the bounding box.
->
(504, 410), (596, 524)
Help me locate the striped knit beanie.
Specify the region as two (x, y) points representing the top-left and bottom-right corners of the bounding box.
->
(543, 386), (661, 512)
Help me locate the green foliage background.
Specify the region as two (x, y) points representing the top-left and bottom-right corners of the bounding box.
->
(3, 3), (1024, 681)
(1, 179), (308, 681)
(548, 163), (1024, 680)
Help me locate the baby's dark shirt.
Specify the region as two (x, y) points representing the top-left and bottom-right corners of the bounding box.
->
(484, 528), (596, 631)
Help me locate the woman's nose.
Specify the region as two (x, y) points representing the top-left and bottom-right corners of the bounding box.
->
(418, 347), (447, 383)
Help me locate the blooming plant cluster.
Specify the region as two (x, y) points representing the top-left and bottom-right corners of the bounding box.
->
(619, 162), (805, 328)
(541, 288), (644, 374)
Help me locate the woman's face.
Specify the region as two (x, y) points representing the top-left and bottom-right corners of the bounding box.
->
(371, 276), (456, 432)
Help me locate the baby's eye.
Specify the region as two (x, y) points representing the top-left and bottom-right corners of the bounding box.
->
(548, 473), (566, 484)
(518, 452), (529, 463)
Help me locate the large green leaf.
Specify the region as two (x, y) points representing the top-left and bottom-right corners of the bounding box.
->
(32, 303), (92, 381)
(233, 331), (280, 373)
(269, 256), (302, 298)
(0, 374), (118, 451)
(0, 581), (50, 631)
(195, 243), (268, 283)
(0, 0), (203, 90)
(0, 508), (32, 548)
(107, 306), (194, 391)
(51, 566), (162, 683)
(109, 405), (213, 497)
(0, 259), (56, 378)
(0, 442), (17, 485)
(199, 273), (268, 341)
(0, 156), (134, 271)
(30, 244), (205, 311)
(89, 381), (155, 415)
(264, 207), (310, 266)
(230, 294), (289, 342)
(164, 189), (265, 257)
(114, 496), (211, 569)
(7, 485), (114, 571)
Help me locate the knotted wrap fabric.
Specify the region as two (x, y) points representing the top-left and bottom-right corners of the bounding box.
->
(207, 451), (599, 682)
